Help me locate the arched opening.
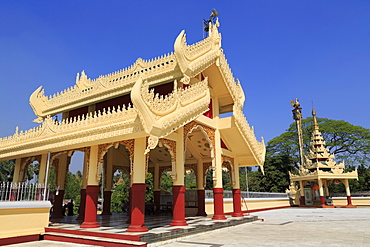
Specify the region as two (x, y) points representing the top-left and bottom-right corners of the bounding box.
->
(63, 151), (84, 217)
(147, 141), (174, 215)
(100, 143), (131, 216)
(184, 123), (214, 217)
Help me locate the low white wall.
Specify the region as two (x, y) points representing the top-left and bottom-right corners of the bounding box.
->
(205, 197), (290, 215)
(332, 197), (370, 206)
(0, 201), (51, 239)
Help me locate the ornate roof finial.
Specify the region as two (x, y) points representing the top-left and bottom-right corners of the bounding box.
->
(203, 9), (220, 37)
(291, 98), (305, 168)
(290, 98), (302, 120)
(312, 105), (319, 131)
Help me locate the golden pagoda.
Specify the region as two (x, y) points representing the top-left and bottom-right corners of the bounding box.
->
(289, 103), (358, 207)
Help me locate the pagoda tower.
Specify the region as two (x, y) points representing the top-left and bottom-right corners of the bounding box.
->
(304, 109), (345, 173)
(289, 103), (358, 207)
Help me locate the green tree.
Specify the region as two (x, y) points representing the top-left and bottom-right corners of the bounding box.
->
(268, 117), (370, 166)
(205, 169), (213, 190)
(248, 155), (295, 193)
(48, 166), (55, 191)
(266, 117), (370, 193)
(239, 167), (252, 191)
(160, 172), (173, 192)
(64, 171), (81, 200)
(185, 170), (197, 189)
(203, 169), (233, 190)
(0, 160), (15, 182)
(110, 172), (130, 213)
(222, 170), (232, 190)
(145, 172), (154, 202)
(345, 164), (370, 192)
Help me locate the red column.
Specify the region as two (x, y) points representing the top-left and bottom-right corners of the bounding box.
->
(51, 190), (65, 219)
(300, 196), (305, 206)
(10, 189), (17, 201)
(347, 196), (353, 206)
(35, 188), (44, 201)
(77, 189), (86, 220)
(127, 183), (148, 232)
(154, 190), (161, 213)
(196, 189), (207, 216)
(232, 189), (243, 217)
(126, 186), (132, 224)
(320, 196), (325, 206)
(101, 191), (112, 215)
(170, 185), (188, 226)
(212, 188), (226, 220)
(80, 185), (100, 228)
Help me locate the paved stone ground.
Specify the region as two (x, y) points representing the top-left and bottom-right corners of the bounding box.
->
(7, 207), (370, 246)
(6, 241), (97, 247)
(155, 207), (370, 247)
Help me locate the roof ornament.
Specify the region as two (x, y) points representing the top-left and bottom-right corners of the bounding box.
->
(30, 86), (47, 123)
(311, 105), (319, 131)
(174, 9), (222, 82)
(76, 70), (90, 90)
(203, 9), (219, 38)
(291, 98), (306, 169)
(131, 76), (210, 157)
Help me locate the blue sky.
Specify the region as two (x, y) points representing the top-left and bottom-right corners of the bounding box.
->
(0, 1), (369, 170)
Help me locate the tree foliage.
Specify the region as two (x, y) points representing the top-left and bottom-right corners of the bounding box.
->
(0, 159), (40, 182)
(160, 172), (173, 192)
(248, 155), (295, 193)
(110, 173), (130, 213)
(0, 160), (15, 182)
(268, 117), (370, 166)
(263, 117), (370, 193)
(238, 167), (252, 191)
(331, 164), (370, 193)
(204, 169), (233, 190)
(185, 170), (197, 189)
(110, 172), (155, 213)
(64, 171), (82, 200)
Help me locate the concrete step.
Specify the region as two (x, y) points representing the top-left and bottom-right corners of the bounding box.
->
(44, 232), (147, 247)
(45, 227), (142, 241)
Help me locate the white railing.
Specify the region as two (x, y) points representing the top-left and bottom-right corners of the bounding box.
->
(0, 182), (49, 201)
(205, 190), (288, 199)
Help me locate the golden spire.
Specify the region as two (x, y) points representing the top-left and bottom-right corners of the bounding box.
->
(114, 173), (124, 187)
(312, 107), (319, 131)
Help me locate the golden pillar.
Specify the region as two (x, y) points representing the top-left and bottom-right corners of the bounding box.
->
(212, 129), (226, 220)
(12, 159), (22, 183)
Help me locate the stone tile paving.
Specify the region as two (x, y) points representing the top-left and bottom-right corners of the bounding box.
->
(156, 207), (370, 247)
(6, 207), (370, 246)
(6, 240), (98, 247)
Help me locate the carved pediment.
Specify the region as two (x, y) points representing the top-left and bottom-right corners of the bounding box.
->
(131, 77), (210, 153)
(174, 21), (222, 82)
(29, 86), (48, 121)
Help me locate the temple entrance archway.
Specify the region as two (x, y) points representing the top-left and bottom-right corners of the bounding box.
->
(184, 123), (215, 217)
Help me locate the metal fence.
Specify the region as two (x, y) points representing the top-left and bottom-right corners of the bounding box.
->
(331, 191), (370, 197)
(205, 190), (288, 199)
(0, 182), (49, 201)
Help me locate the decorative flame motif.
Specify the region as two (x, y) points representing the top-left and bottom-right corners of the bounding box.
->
(29, 54), (177, 119)
(131, 76), (210, 154)
(173, 21), (265, 168)
(233, 108), (266, 169)
(0, 105), (139, 159)
(174, 23), (221, 80)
